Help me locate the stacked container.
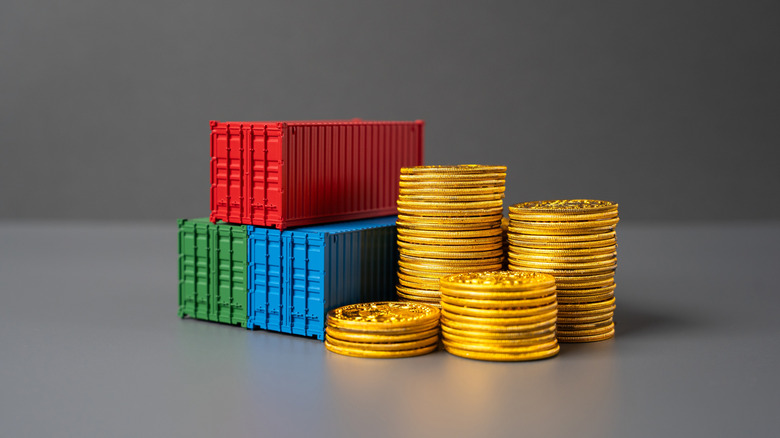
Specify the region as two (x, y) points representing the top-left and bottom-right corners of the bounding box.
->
(178, 119), (425, 339)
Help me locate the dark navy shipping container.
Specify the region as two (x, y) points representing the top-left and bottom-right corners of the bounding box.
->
(247, 216), (398, 340)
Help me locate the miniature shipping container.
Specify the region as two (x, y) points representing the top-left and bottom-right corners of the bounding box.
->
(210, 120), (424, 229)
(178, 218), (248, 327)
(247, 216), (398, 340)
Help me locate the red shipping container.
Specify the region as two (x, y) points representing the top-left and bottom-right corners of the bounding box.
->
(210, 120), (424, 229)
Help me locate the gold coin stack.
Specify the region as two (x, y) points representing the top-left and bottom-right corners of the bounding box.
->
(501, 216), (509, 269)
(395, 165), (507, 306)
(439, 271), (560, 361)
(324, 301), (441, 358)
(507, 200), (619, 342)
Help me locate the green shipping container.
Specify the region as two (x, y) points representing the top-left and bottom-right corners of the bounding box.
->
(178, 218), (248, 327)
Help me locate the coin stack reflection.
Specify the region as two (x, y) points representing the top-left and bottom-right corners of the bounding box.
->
(507, 200), (619, 342)
(395, 165), (507, 306)
(439, 271), (560, 361)
(324, 302), (441, 358)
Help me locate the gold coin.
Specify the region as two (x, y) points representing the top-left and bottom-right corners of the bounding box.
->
(442, 338), (557, 353)
(441, 300), (557, 318)
(397, 207), (505, 217)
(325, 341), (438, 358)
(399, 186), (506, 196)
(557, 318), (613, 331)
(398, 179), (505, 188)
(557, 313), (613, 324)
(442, 330), (556, 346)
(507, 263), (616, 276)
(397, 221), (501, 231)
(399, 172), (507, 182)
(506, 230), (616, 242)
(556, 324), (615, 338)
(398, 214), (503, 224)
(508, 217), (620, 229)
(398, 226), (503, 238)
(327, 301), (440, 331)
(443, 343), (560, 362)
(506, 257), (617, 270)
(558, 297), (616, 311)
(325, 325), (440, 343)
(438, 284), (557, 301)
(399, 265), (504, 281)
(508, 210), (619, 222)
(396, 284), (441, 298)
(397, 297), (441, 308)
(441, 323), (556, 340)
(508, 251), (616, 263)
(508, 238), (617, 250)
(400, 254), (504, 266)
(508, 225), (617, 236)
(509, 244), (617, 256)
(510, 200), (618, 214)
(441, 292), (557, 310)
(441, 315), (555, 333)
(399, 193), (505, 202)
(557, 327), (615, 343)
(557, 291), (614, 304)
(439, 270), (556, 291)
(401, 165), (508, 174)
(400, 247), (504, 260)
(557, 305), (616, 319)
(398, 262), (504, 276)
(553, 273), (615, 287)
(397, 198), (504, 209)
(325, 333), (439, 352)
(441, 308), (557, 326)
(398, 277), (440, 290)
(398, 271), (442, 284)
(557, 283), (617, 296)
(558, 282), (617, 295)
(396, 292), (441, 304)
(398, 234), (503, 246)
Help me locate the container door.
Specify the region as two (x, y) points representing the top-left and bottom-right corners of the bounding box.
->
(212, 225), (248, 327)
(178, 220), (211, 321)
(286, 232), (326, 338)
(211, 123), (245, 224)
(247, 227), (283, 331)
(247, 124), (285, 227)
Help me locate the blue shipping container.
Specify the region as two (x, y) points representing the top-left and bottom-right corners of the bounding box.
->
(247, 216), (398, 340)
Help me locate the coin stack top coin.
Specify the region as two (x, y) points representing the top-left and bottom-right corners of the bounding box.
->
(396, 165), (507, 306)
(507, 200), (619, 343)
(324, 302), (441, 358)
(439, 271), (560, 362)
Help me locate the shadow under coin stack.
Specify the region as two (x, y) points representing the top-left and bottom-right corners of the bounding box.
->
(506, 200), (619, 342)
(395, 165), (507, 306)
(439, 271), (560, 361)
(325, 302), (441, 358)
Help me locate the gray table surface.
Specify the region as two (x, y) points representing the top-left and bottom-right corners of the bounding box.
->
(1, 221), (778, 437)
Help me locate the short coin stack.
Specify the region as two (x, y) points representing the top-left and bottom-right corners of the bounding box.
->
(395, 165), (507, 306)
(507, 200), (619, 342)
(439, 271), (560, 361)
(325, 302), (441, 358)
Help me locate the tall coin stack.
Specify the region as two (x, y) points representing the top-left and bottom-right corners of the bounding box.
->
(325, 302), (441, 358)
(506, 200), (619, 342)
(395, 165), (507, 306)
(439, 271), (560, 361)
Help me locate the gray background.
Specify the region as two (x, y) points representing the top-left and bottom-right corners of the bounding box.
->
(2, 0), (779, 222)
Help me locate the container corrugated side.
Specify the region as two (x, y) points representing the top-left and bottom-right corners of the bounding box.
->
(247, 216), (398, 339)
(178, 218), (248, 327)
(210, 120), (423, 229)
